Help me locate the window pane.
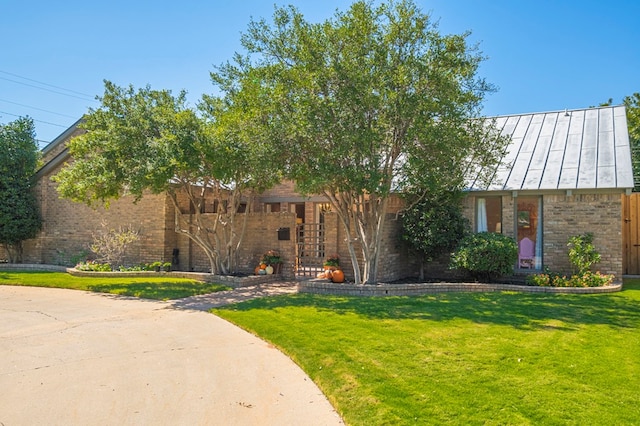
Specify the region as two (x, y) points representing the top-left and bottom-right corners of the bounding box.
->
(516, 196), (542, 269)
(477, 197), (502, 233)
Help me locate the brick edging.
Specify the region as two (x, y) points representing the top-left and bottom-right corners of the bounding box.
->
(0, 264), (281, 288)
(298, 280), (623, 296)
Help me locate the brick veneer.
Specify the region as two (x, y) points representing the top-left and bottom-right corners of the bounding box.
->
(464, 192), (624, 277)
(5, 132), (626, 284)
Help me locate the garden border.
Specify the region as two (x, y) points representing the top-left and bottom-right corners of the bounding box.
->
(0, 264), (281, 288)
(298, 279), (623, 296)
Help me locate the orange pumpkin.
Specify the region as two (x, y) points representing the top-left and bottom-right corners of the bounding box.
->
(331, 269), (345, 283)
(259, 263), (267, 270)
(325, 269), (333, 281)
(254, 266), (261, 275)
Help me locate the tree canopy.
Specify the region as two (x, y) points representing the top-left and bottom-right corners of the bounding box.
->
(623, 93), (640, 190)
(216, 0), (507, 283)
(54, 81), (280, 274)
(0, 117), (42, 262)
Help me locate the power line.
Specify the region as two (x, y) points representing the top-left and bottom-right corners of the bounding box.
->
(0, 76), (97, 102)
(0, 69), (97, 100)
(0, 98), (78, 119)
(0, 110), (67, 128)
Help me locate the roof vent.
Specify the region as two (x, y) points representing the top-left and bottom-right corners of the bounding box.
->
(564, 109), (570, 117)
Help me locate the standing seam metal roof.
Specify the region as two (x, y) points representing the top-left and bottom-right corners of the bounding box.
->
(467, 105), (634, 192)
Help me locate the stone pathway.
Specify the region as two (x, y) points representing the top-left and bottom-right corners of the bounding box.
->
(169, 281), (300, 311)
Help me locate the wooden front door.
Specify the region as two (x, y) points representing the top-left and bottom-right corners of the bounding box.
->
(623, 193), (640, 275)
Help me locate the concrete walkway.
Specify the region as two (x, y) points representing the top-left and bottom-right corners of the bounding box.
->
(170, 281), (300, 311)
(0, 285), (343, 425)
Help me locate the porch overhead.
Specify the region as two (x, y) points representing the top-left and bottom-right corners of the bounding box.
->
(466, 105), (634, 192)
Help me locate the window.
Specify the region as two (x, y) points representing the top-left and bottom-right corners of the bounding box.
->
(265, 203), (281, 213)
(476, 197), (502, 233)
(516, 196), (542, 270)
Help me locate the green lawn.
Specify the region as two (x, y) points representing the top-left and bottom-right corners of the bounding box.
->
(214, 280), (640, 425)
(0, 271), (229, 300)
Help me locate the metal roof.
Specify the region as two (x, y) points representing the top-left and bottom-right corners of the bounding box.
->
(467, 105), (634, 192)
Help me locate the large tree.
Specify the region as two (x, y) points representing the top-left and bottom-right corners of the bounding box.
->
(623, 93), (640, 190)
(54, 81), (280, 274)
(0, 117), (42, 262)
(216, 0), (506, 283)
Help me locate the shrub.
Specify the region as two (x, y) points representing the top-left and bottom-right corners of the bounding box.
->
(450, 232), (518, 281)
(89, 223), (140, 269)
(75, 261), (112, 272)
(528, 271), (614, 287)
(401, 192), (469, 262)
(567, 232), (601, 275)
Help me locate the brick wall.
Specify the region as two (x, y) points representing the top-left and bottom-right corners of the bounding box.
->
(543, 193), (622, 276)
(463, 192), (624, 278)
(184, 212), (298, 278)
(20, 157), (171, 267)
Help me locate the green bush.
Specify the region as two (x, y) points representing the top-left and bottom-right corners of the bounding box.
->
(567, 232), (601, 275)
(450, 232), (518, 281)
(527, 232), (613, 288)
(75, 261), (112, 272)
(528, 270), (614, 287)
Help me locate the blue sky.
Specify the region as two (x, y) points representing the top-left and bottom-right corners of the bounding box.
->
(1, 0), (638, 145)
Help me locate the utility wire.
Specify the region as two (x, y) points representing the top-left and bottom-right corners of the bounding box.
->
(0, 110), (67, 128)
(0, 76), (96, 102)
(0, 69), (97, 100)
(0, 98), (78, 119)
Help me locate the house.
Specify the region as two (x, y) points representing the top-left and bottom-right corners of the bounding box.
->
(462, 105), (634, 278)
(2, 105), (635, 281)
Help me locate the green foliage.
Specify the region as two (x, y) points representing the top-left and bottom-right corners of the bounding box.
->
(527, 269), (614, 287)
(261, 250), (282, 265)
(450, 232), (518, 281)
(529, 234), (610, 287)
(215, 0), (508, 283)
(54, 80), (281, 275)
(623, 93), (640, 190)
(75, 261), (112, 272)
(567, 232), (601, 275)
(323, 254), (340, 268)
(0, 117), (42, 262)
(402, 192), (469, 262)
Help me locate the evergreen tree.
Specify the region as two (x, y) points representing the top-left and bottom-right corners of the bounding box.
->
(0, 117), (42, 262)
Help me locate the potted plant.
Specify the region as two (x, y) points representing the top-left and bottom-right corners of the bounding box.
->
(323, 253), (340, 270)
(261, 249), (283, 274)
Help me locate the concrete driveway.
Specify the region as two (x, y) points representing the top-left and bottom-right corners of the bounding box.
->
(0, 286), (343, 425)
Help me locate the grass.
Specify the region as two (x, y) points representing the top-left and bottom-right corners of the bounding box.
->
(213, 279), (640, 425)
(0, 270), (229, 300)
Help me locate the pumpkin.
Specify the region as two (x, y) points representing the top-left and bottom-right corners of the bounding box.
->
(325, 269), (333, 281)
(331, 269), (345, 283)
(259, 263), (267, 270)
(254, 266), (261, 275)
(317, 272), (326, 279)
(265, 265), (274, 275)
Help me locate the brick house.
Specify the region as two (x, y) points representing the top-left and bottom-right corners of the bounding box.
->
(462, 105), (634, 278)
(2, 105), (634, 281)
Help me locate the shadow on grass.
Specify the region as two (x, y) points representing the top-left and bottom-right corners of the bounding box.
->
(217, 284), (640, 330)
(88, 282), (229, 300)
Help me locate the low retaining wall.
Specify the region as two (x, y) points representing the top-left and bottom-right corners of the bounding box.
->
(299, 280), (623, 296)
(66, 269), (282, 287)
(0, 264), (282, 288)
(0, 264), (68, 272)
